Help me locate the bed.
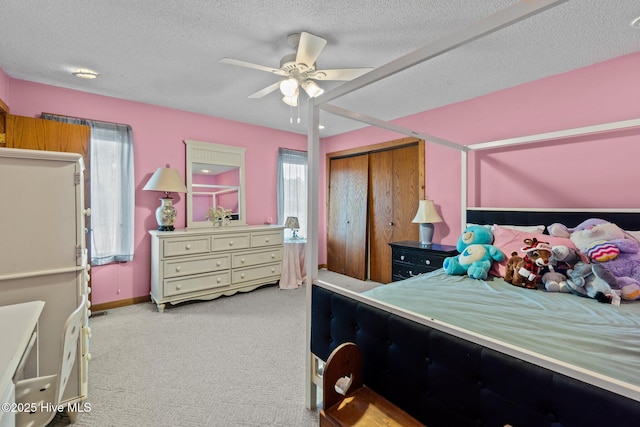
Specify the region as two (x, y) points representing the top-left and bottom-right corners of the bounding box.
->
(310, 209), (640, 426)
(302, 2), (640, 426)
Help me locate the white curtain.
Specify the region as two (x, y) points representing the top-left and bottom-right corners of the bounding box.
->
(41, 114), (135, 265)
(277, 148), (307, 239)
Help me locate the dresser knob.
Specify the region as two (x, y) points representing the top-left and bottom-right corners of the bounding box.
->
(400, 255), (405, 261)
(271, 268), (275, 273)
(425, 260), (431, 265)
(229, 241), (234, 246)
(176, 266), (182, 272)
(241, 273), (245, 279)
(265, 238), (270, 242)
(271, 253), (275, 258)
(217, 278), (221, 283)
(216, 261), (221, 266)
(185, 244), (191, 250)
(176, 284), (182, 290)
(241, 258), (246, 263)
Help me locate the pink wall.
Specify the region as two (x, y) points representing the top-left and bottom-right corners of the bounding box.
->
(321, 53), (640, 253)
(4, 52), (639, 300)
(4, 78), (306, 305)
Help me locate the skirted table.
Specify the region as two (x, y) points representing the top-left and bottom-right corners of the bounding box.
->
(280, 238), (306, 289)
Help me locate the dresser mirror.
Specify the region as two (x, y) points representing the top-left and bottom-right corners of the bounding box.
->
(185, 139), (246, 228)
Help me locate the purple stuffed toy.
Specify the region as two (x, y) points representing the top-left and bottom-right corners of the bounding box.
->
(548, 219), (640, 301)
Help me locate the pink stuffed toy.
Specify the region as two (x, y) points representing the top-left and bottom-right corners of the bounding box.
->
(548, 219), (640, 301)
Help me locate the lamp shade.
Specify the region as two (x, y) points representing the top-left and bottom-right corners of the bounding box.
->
(411, 199), (443, 224)
(143, 167), (187, 194)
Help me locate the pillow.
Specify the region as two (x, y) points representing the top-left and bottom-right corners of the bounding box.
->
(466, 224), (546, 233)
(625, 230), (640, 243)
(490, 224), (585, 277)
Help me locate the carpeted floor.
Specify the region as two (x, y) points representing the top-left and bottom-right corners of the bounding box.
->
(48, 270), (381, 427)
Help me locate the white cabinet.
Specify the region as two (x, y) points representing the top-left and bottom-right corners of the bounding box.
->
(149, 226), (284, 312)
(0, 148), (90, 408)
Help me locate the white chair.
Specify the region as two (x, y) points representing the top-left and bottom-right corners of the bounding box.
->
(15, 295), (86, 427)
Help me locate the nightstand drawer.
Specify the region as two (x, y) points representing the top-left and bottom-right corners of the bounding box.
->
(389, 241), (458, 282)
(392, 263), (431, 280)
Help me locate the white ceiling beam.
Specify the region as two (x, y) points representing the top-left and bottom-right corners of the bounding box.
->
(468, 118), (640, 151)
(320, 103), (463, 151)
(314, 0), (568, 106)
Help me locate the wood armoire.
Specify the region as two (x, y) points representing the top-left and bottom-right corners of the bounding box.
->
(327, 138), (425, 283)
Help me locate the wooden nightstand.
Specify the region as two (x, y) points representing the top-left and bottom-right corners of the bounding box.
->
(389, 241), (458, 282)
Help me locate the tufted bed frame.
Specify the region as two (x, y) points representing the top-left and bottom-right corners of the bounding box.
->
(302, 2), (640, 426)
(310, 209), (640, 427)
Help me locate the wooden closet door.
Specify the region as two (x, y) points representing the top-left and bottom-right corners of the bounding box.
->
(327, 154), (369, 280)
(369, 145), (420, 283)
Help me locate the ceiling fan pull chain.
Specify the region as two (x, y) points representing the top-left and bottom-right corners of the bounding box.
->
(289, 106), (293, 124)
(297, 102), (301, 124)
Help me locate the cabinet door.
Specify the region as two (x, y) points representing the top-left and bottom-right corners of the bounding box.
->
(369, 145), (420, 283)
(327, 154), (368, 280)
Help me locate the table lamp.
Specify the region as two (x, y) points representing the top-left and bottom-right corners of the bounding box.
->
(143, 166), (188, 231)
(284, 216), (301, 239)
(411, 199), (443, 246)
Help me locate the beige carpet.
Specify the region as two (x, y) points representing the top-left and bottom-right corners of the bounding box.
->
(48, 270), (381, 427)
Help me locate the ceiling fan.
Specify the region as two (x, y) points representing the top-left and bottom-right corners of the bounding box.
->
(221, 32), (372, 107)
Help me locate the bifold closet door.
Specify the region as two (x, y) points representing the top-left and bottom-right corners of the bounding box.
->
(327, 154), (368, 280)
(369, 145), (420, 284)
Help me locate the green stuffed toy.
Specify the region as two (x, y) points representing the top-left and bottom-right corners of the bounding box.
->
(443, 225), (505, 280)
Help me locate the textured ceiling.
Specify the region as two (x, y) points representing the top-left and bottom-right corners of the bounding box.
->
(0, 1), (639, 137)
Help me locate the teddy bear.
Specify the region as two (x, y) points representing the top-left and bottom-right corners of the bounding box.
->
(566, 261), (620, 304)
(443, 225), (504, 280)
(549, 218), (640, 301)
(504, 238), (553, 289)
(541, 245), (582, 293)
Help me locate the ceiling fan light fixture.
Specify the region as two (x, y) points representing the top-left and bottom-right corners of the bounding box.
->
(301, 80), (324, 98)
(72, 68), (100, 79)
(279, 78), (299, 96)
(282, 93), (298, 107)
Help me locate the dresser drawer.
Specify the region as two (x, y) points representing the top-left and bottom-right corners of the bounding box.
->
(163, 255), (230, 278)
(211, 233), (251, 251)
(232, 248), (283, 268)
(163, 237), (210, 257)
(164, 272), (231, 296)
(232, 262), (281, 284)
(251, 231), (283, 248)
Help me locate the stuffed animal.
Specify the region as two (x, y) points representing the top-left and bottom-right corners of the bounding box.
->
(504, 238), (553, 289)
(549, 218), (640, 301)
(443, 225), (505, 280)
(566, 261), (620, 304)
(541, 245), (581, 293)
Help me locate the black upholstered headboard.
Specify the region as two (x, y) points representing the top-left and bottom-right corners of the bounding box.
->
(466, 208), (640, 232)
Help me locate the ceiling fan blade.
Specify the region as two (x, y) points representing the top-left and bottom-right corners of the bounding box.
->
(310, 68), (374, 81)
(295, 32), (327, 68)
(220, 57), (287, 76)
(248, 81), (281, 99)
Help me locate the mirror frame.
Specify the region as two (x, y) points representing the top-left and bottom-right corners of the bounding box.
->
(185, 139), (246, 228)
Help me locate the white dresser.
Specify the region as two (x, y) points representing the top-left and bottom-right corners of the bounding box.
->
(149, 225), (284, 312)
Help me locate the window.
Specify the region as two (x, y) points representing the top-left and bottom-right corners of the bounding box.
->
(41, 114), (135, 265)
(277, 148), (307, 239)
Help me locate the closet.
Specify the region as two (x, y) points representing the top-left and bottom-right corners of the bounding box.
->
(327, 138), (424, 283)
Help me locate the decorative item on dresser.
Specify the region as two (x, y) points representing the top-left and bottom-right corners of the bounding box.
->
(389, 241), (458, 282)
(149, 225), (284, 312)
(143, 165), (188, 231)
